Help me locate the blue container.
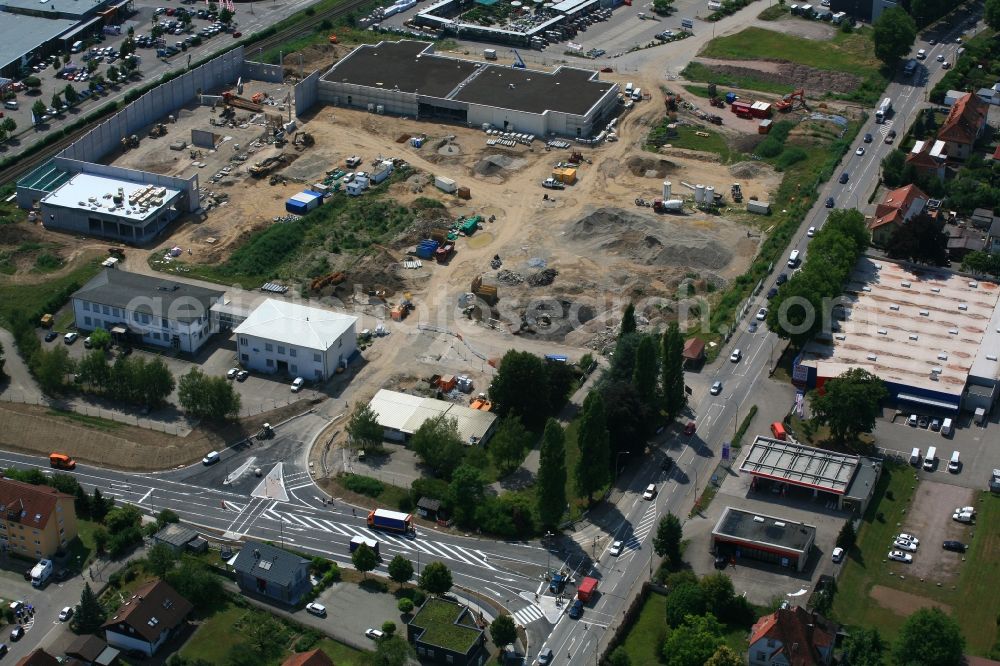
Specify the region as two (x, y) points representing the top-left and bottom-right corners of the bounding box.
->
(725, 92), (737, 104)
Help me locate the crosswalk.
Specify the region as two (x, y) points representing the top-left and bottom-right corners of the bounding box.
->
(260, 507), (498, 570)
(512, 604), (545, 626)
(619, 504), (658, 555)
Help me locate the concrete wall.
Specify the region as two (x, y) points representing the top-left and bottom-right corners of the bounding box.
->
(318, 80), (419, 117)
(295, 69), (321, 118)
(191, 128), (219, 148)
(60, 47), (245, 164)
(242, 59), (283, 83)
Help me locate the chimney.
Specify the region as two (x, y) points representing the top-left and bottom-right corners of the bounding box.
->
(253, 549), (260, 559)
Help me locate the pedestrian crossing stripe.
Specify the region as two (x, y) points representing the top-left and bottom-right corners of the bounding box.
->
(512, 604), (544, 626)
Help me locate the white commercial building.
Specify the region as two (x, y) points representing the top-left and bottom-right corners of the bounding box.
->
(234, 299), (358, 381)
(368, 388), (499, 445)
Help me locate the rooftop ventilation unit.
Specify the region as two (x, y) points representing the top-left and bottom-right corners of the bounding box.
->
(890, 304), (900, 311)
(919, 310), (929, 316)
(753, 516), (765, 523)
(901, 281), (911, 288)
(931, 366), (942, 374)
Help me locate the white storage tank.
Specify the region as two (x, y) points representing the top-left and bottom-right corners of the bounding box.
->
(695, 184), (705, 203)
(663, 181), (672, 199)
(706, 186), (715, 203)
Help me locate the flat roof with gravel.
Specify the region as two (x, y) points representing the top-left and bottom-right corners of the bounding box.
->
(712, 506), (816, 555)
(42, 173), (181, 222)
(408, 598), (482, 654)
(797, 257), (1000, 398)
(454, 64), (615, 116)
(321, 40), (478, 98)
(739, 437), (859, 495)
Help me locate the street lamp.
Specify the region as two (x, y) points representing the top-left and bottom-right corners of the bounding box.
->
(545, 531), (554, 576)
(615, 451), (632, 479)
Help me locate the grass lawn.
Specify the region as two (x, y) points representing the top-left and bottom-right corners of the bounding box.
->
(0, 254), (103, 327)
(620, 590), (668, 664)
(46, 409), (124, 432)
(69, 520), (99, 568)
(668, 126), (743, 163)
(832, 465), (1000, 655)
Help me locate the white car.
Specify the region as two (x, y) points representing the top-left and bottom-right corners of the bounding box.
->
(897, 533), (919, 545)
(831, 547), (844, 563)
(807, 226), (816, 237)
(955, 506), (975, 515)
(907, 414), (918, 426)
(226, 367), (240, 379)
(710, 381), (722, 395)
(936, 53), (945, 61)
(642, 484), (656, 500)
(756, 307), (768, 321)
(893, 538), (917, 552)
(609, 540), (624, 556)
(730, 349), (742, 362)
(305, 602), (327, 617)
(202, 451), (220, 465)
(58, 606), (73, 621)
(855, 146), (865, 156)
(64, 332), (79, 344)
(365, 627), (385, 640)
(291, 377), (305, 392)
(887, 550), (912, 563)
(952, 511), (974, 524)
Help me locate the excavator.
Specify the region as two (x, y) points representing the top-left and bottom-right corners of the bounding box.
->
(776, 88), (807, 112)
(248, 154), (286, 178)
(292, 131), (315, 150)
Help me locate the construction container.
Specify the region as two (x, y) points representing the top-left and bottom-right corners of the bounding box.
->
(731, 100), (752, 115)
(460, 216), (480, 236)
(747, 200), (771, 214)
(457, 186), (471, 200)
(552, 167), (577, 185)
(390, 305), (407, 321)
(750, 101), (772, 118)
(758, 119), (772, 134)
(286, 191), (322, 214)
(435, 176), (457, 193)
(435, 244), (454, 263)
(457, 375), (474, 392)
(437, 374), (457, 391)
(416, 239), (440, 259)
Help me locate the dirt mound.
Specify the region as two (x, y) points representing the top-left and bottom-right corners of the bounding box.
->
(473, 154), (527, 178)
(690, 59), (861, 94)
(566, 208), (733, 271)
(625, 156), (677, 179)
(729, 161), (764, 179)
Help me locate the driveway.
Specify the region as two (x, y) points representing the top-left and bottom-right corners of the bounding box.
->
(0, 326), (43, 403)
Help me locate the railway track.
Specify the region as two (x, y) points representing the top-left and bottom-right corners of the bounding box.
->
(0, 0), (372, 189)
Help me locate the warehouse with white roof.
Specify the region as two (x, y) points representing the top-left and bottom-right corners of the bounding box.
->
(368, 388), (499, 446)
(795, 258), (1000, 415)
(234, 299), (358, 381)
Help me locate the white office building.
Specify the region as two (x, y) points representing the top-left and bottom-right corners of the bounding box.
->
(234, 299), (358, 381)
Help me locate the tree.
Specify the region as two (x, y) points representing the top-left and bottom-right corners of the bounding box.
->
(448, 465), (485, 526)
(842, 627), (887, 666)
(893, 607), (964, 666)
(398, 597), (414, 614)
(608, 647), (632, 666)
(705, 645), (744, 666)
(880, 150), (913, 188)
(963, 250), (1000, 277)
(178, 368), (240, 420)
(73, 583), (106, 633)
(156, 508), (180, 528)
(489, 350), (551, 428)
(661, 323), (686, 417)
(347, 402), (383, 451)
(23, 76), (41, 90)
(93, 525), (109, 553)
(653, 513), (683, 567)
(809, 368), (888, 442)
(602, 380), (647, 460)
(107, 65), (120, 82)
(662, 613), (724, 666)
(410, 416), (465, 479)
(574, 391), (610, 503)
(872, 7), (916, 65)
(166, 560), (223, 612)
(34, 345), (74, 394)
(136, 357), (176, 407)
(91, 487), (113, 523)
(373, 635), (418, 666)
(620, 302), (637, 336)
(146, 543), (178, 577)
(652, 0), (673, 14)
(664, 583), (706, 627)
(352, 543), (378, 579)
(76, 349), (110, 389)
(388, 555), (414, 589)
(489, 414), (531, 474)
(51, 93), (62, 111)
(31, 99), (47, 122)
(88, 327), (112, 349)
(490, 615), (517, 649)
(837, 520), (857, 551)
(988, 0), (1000, 30)
(219, 7), (234, 22)
(419, 561), (453, 594)
(2, 117), (16, 135)
(885, 213), (949, 265)
(633, 333), (659, 413)
(698, 573), (735, 614)
(536, 418), (567, 529)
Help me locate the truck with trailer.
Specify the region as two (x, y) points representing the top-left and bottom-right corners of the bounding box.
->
(30, 559), (53, 587)
(367, 508), (413, 534)
(349, 535), (381, 557)
(577, 576), (598, 602)
(875, 97), (892, 123)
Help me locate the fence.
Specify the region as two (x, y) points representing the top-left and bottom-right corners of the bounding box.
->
(242, 59), (284, 83)
(0, 391), (191, 435)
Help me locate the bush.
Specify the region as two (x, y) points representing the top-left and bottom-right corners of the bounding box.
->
(775, 147), (808, 170)
(398, 598), (415, 613)
(340, 473), (384, 498)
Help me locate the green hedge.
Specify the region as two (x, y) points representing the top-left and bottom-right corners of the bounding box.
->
(340, 473), (384, 498)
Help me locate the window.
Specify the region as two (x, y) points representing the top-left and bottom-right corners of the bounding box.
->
(153, 332), (161, 340)
(265, 343), (273, 352)
(83, 302), (90, 311)
(241, 353), (249, 362)
(313, 353), (321, 362)
(112, 307), (121, 317)
(133, 311), (140, 322)
(446, 656), (454, 664)
(290, 348), (297, 357)
(141, 313), (150, 324)
(85, 316), (92, 326)
(755, 651), (767, 662)
(239, 337), (248, 346)
(277, 345), (285, 355)
(266, 359), (274, 367)
(102, 305), (110, 315)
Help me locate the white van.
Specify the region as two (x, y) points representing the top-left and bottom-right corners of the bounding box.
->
(916, 48), (927, 59)
(71, 40), (84, 53)
(625, 82), (634, 95)
(631, 88), (642, 101)
(923, 446), (936, 471)
(940, 417), (953, 436)
(948, 450), (960, 473)
(909, 447), (921, 466)
(787, 249), (800, 267)
(4, 100), (17, 110)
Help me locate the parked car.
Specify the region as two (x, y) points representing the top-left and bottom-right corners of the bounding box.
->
(757, 307), (768, 320)
(44, 331), (58, 342)
(907, 414), (918, 426)
(661, 455), (674, 471)
(855, 146), (865, 156)
(305, 603), (327, 617)
(237, 370), (249, 382)
(609, 540), (624, 556)
(918, 416), (930, 428)
(9, 626), (23, 642)
(291, 377), (305, 392)
(226, 367), (240, 379)
(953, 511), (974, 524)
(642, 484), (657, 500)
(58, 606), (73, 621)
(683, 421), (696, 436)
(776, 272), (789, 285)
(930, 418), (941, 431)
(954, 506), (975, 515)
(365, 628), (385, 640)
(714, 553), (728, 569)
(568, 599), (584, 619)
(887, 550), (913, 563)
(831, 547), (844, 563)
(897, 533), (920, 545)
(64, 332), (78, 344)
(766, 287), (778, 300)
(710, 381), (723, 395)
(893, 538), (918, 552)
(942, 540), (967, 552)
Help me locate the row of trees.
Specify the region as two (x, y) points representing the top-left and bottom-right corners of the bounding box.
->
(766, 209), (870, 346)
(75, 349), (176, 407)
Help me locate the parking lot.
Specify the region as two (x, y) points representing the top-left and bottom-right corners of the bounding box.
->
(895, 479), (976, 582)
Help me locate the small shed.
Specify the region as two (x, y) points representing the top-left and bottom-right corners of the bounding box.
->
(682, 338), (705, 366)
(286, 191), (322, 214)
(151, 523), (201, 553)
(416, 497), (442, 521)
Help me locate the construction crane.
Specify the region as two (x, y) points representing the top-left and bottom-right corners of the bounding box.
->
(776, 88), (807, 112)
(511, 49), (526, 69)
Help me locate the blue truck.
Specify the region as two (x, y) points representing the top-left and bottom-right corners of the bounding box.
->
(367, 508), (413, 534)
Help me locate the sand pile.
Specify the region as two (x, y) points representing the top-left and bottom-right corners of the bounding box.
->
(625, 156), (676, 179)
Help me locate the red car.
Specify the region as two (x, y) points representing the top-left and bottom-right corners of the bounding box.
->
(232, 31), (242, 38)
(684, 421), (696, 436)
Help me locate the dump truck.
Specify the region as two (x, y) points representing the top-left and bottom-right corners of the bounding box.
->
(249, 154), (286, 178)
(577, 576), (598, 602)
(40, 314), (54, 328)
(367, 509), (413, 534)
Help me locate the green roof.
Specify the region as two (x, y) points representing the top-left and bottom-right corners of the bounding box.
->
(409, 598), (483, 654)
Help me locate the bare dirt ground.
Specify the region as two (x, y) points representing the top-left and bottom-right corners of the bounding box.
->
(690, 57), (862, 94)
(897, 480), (975, 581)
(870, 585), (953, 617)
(0, 400), (319, 471)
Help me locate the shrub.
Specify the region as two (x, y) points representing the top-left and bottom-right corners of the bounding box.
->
(340, 473), (384, 497)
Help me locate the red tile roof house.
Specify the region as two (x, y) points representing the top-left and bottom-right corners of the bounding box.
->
(937, 92), (989, 161)
(101, 579), (193, 658)
(906, 139), (947, 181)
(867, 184), (929, 247)
(748, 606), (838, 666)
(282, 649), (335, 666)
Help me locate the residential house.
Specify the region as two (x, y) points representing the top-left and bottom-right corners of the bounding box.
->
(406, 597), (488, 666)
(101, 579), (193, 657)
(937, 92), (989, 160)
(906, 139), (947, 181)
(15, 650), (60, 666)
(65, 634), (121, 665)
(232, 541), (312, 606)
(987, 217), (1000, 254)
(0, 477), (78, 559)
(71, 269), (224, 354)
(947, 225), (986, 260)
(281, 649), (335, 666)
(867, 184), (929, 247)
(748, 606), (838, 666)
(234, 298), (358, 382)
(970, 208), (997, 230)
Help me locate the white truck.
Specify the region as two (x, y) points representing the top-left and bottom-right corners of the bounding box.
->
(483, 49), (497, 60)
(30, 559), (53, 587)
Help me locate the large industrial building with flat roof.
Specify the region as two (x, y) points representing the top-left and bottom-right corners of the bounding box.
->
(318, 40), (619, 138)
(795, 257), (1000, 415)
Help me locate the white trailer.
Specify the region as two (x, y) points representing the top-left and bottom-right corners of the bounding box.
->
(434, 176), (457, 193)
(747, 200), (771, 214)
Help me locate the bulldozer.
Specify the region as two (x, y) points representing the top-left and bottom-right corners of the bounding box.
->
(248, 154), (286, 178)
(120, 134), (139, 151)
(292, 131), (315, 150)
(149, 123), (167, 138)
(776, 88), (807, 113)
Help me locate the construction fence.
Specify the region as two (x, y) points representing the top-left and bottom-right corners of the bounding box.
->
(295, 69), (322, 118)
(242, 59), (284, 83)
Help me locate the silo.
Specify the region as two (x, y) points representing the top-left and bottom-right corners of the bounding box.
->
(663, 181), (672, 199)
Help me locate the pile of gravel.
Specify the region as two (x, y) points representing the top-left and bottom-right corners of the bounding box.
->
(496, 270), (524, 285)
(528, 268), (558, 286)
